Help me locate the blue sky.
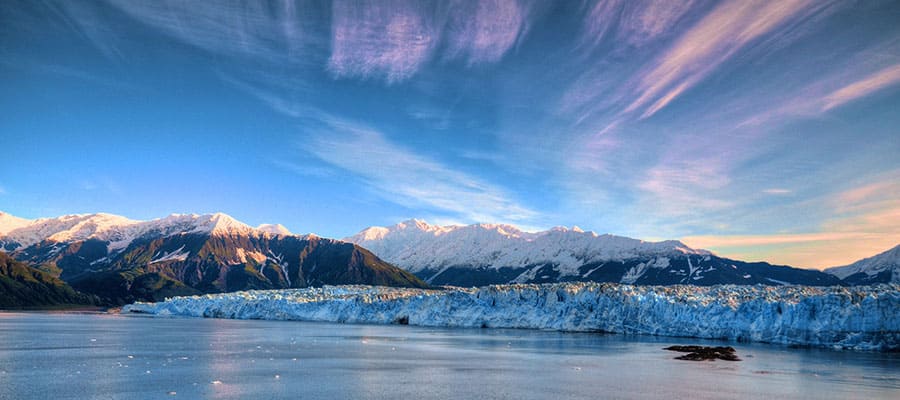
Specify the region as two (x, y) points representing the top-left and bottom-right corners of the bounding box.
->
(1, 0), (899, 268)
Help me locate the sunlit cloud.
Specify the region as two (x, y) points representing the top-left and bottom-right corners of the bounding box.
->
(327, 0), (529, 82)
(443, 0), (527, 64)
(823, 63), (900, 111)
(328, 0), (436, 83)
(762, 188), (792, 195)
(583, 0), (696, 47)
(625, 0), (825, 118)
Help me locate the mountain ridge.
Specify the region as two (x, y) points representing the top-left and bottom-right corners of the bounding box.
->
(825, 244), (900, 284)
(346, 219), (844, 287)
(0, 211), (427, 306)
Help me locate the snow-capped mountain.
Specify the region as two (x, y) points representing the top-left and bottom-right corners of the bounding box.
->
(0, 211), (291, 252)
(826, 244), (900, 284)
(0, 211), (425, 305)
(346, 219), (841, 286)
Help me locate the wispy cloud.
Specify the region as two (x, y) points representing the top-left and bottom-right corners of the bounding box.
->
(328, 0), (529, 82)
(823, 63), (900, 111)
(583, 0), (696, 47)
(625, 0), (825, 118)
(302, 116), (537, 223)
(41, 1), (126, 61)
(443, 0), (527, 64)
(328, 0), (436, 83)
(107, 0), (312, 63)
(762, 188), (792, 195)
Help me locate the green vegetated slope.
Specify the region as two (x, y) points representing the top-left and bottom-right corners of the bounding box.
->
(0, 252), (97, 309)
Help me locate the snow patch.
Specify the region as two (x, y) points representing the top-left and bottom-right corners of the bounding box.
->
(766, 278), (791, 286)
(149, 246), (189, 264)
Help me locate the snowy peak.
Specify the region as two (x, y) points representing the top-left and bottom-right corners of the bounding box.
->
(353, 226), (391, 241)
(1, 212), (139, 249)
(0, 212), (33, 235)
(256, 223), (292, 236)
(189, 212), (253, 234)
(345, 219), (711, 279)
(0, 211), (293, 251)
(826, 244), (900, 283)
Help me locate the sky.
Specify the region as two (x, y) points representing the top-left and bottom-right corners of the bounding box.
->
(1, 0), (899, 269)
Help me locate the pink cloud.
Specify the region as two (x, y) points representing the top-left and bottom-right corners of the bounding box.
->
(823, 63), (900, 110)
(328, 0), (437, 83)
(583, 0), (696, 47)
(328, 0), (529, 82)
(444, 0), (527, 64)
(625, 0), (820, 118)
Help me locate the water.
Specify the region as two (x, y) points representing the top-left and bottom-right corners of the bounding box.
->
(0, 312), (897, 400)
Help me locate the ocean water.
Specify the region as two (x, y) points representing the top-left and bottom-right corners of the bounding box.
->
(0, 312), (897, 400)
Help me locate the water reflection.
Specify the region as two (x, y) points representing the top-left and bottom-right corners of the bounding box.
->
(0, 313), (898, 400)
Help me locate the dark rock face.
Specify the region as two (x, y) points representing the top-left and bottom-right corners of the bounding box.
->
(6, 233), (427, 305)
(414, 254), (843, 287)
(664, 345), (741, 361)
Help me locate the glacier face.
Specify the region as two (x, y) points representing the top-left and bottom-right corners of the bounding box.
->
(123, 283), (900, 351)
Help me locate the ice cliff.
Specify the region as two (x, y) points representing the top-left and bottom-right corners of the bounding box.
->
(123, 283), (900, 351)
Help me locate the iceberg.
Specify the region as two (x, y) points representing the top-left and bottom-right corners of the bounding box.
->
(123, 283), (900, 351)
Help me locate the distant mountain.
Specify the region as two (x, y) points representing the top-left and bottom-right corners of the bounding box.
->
(0, 212), (426, 305)
(825, 244), (900, 284)
(346, 220), (842, 287)
(0, 252), (97, 308)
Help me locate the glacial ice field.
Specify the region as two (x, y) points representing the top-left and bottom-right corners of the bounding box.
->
(123, 283), (900, 351)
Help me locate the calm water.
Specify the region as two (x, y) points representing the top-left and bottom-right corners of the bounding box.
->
(0, 313), (898, 400)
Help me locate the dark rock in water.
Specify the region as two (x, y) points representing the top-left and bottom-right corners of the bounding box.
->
(664, 345), (741, 361)
(394, 315), (409, 325)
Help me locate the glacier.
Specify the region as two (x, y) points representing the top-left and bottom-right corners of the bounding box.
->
(123, 282), (900, 351)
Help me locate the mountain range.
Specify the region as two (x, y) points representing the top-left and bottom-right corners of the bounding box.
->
(1, 211), (896, 308)
(0, 211), (425, 306)
(347, 219), (898, 286)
